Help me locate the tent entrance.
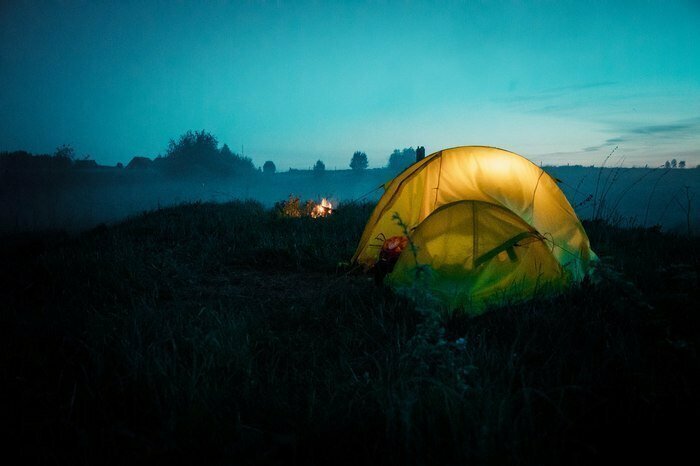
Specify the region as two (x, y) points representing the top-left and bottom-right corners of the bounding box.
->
(386, 200), (565, 313)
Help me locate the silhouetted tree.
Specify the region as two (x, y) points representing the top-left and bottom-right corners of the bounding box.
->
(665, 160), (671, 169)
(313, 159), (325, 173)
(54, 144), (75, 161)
(387, 147), (416, 172)
(161, 130), (219, 176)
(263, 160), (276, 174)
(679, 160), (686, 168)
(167, 130), (218, 160)
(160, 130), (254, 177)
(350, 151), (368, 170)
(220, 143), (234, 159)
(416, 146), (425, 162)
(671, 159), (677, 168)
(220, 143), (255, 174)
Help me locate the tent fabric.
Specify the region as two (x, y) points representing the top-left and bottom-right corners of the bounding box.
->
(386, 200), (565, 312)
(353, 146), (596, 283)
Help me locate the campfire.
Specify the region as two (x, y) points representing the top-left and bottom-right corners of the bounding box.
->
(310, 198), (333, 218)
(276, 195), (334, 218)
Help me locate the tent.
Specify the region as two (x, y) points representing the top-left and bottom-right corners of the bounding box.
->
(352, 146), (597, 312)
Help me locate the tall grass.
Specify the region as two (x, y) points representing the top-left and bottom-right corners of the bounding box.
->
(3, 200), (699, 465)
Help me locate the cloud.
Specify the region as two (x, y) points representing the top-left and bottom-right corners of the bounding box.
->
(582, 137), (627, 152)
(493, 79), (699, 162)
(581, 117), (700, 153)
(612, 116), (700, 140)
(605, 137), (626, 143)
(629, 122), (696, 135)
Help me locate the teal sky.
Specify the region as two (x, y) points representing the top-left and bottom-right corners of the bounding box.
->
(1, 0), (699, 170)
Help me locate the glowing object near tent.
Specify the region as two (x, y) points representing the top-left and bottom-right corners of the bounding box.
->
(311, 198), (333, 218)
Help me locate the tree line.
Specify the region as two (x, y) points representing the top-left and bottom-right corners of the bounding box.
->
(664, 159), (687, 169)
(12, 135), (690, 177)
(1, 130), (427, 178)
(259, 146), (425, 175)
(0, 130), (258, 179)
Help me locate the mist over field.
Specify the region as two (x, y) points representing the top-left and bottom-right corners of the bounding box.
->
(1, 147), (698, 234)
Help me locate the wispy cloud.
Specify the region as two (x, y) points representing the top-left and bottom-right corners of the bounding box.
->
(495, 79), (699, 164)
(629, 122), (697, 135)
(580, 116), (700, 153)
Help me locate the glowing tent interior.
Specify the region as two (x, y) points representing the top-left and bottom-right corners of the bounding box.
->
(352, 146), (597, 312)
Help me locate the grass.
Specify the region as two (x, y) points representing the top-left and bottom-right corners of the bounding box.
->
(2, 200), (699, 465)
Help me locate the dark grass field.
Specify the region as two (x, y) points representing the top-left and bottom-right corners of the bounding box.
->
(3, 200), (699, 465)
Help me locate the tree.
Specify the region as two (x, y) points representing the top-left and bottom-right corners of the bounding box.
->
(350, 151), (368, 170)
(221, 143), (255, 174)
(50, 144), (75, 169)
(54, 144), (75, 161)
(263, 160), (276, 174)
(220, 143), (234, 159)
(161, 130), (255, 177)
(387, 147), (416, 172)
(313, 159), (325, 173)
(679, 160), (686, 168)
(162, 130), (219, 175)
(167, 130), (219, 161)
(671, 159), (677, 168)
(665, 160), (671, 169)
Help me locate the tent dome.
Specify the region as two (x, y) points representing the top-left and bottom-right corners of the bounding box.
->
(353, 146), (596, 310)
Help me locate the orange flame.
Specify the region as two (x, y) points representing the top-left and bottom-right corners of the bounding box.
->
(311, 198), (333, 218)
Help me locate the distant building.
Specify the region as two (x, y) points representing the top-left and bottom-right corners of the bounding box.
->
(126, 156), (153, 169)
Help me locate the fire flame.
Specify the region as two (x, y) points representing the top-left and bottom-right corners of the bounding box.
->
(311, 198), (333, 218)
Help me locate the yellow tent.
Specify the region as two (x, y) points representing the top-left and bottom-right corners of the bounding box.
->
(352, 146), (597, 312)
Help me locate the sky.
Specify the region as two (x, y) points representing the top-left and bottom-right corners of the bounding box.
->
(1, 0), (699, 170)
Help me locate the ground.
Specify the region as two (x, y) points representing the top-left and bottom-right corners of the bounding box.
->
(2, 200), (699, 465)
